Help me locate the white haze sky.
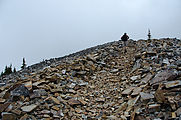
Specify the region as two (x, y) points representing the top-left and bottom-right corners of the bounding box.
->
(0, 0), (181, 72)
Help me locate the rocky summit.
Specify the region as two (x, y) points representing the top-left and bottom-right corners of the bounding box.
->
(0, 38), (181, 120)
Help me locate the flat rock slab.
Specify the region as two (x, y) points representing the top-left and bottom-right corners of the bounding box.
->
(21, 104), (38, 112)
(131, 87), (142, 96)
(122, 87), (135, 95)
(130, 76), (139, 81)
(164, 80), (181, 88)
(148, 104), (161, 109)
(150, 70), (177, 85)
(141, 73), (153, 83)
(140, 92), (154, 101)
(68, 99), (81, 106)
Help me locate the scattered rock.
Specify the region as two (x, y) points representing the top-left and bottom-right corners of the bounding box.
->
(0, 38), (180, 119)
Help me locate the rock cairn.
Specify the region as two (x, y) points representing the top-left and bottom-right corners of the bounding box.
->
(0, 38), (181, 120)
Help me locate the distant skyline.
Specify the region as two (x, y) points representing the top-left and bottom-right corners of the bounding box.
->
(0, 0), (181, 72)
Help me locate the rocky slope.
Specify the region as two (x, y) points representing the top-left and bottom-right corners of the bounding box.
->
(0, 38), (181, 120)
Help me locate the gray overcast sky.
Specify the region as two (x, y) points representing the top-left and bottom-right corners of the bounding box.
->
(0, 0), (181, 72)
